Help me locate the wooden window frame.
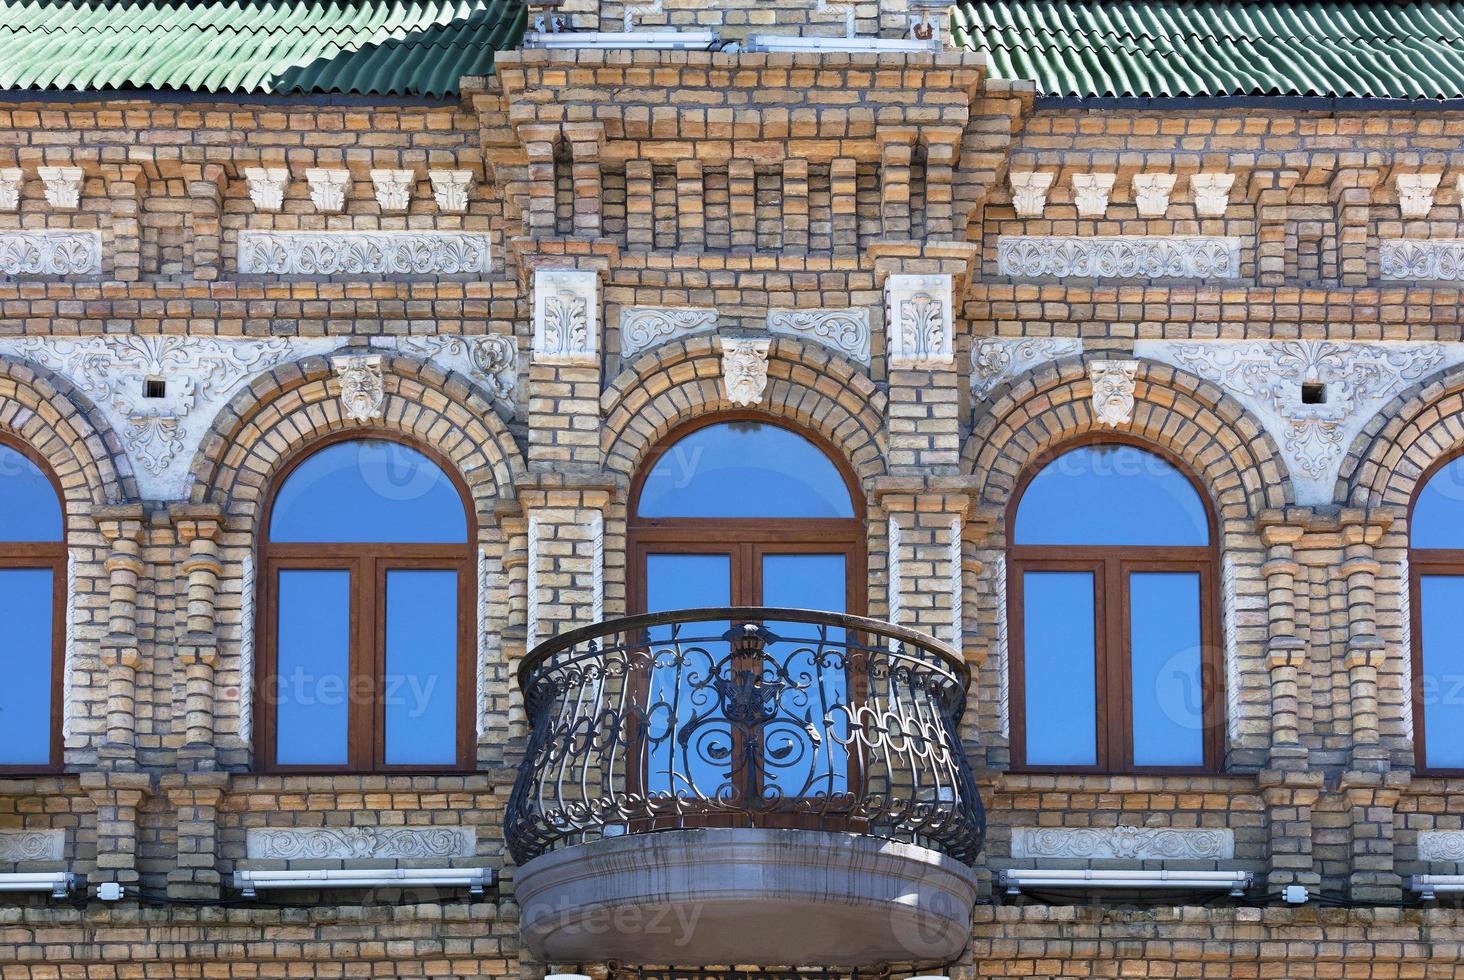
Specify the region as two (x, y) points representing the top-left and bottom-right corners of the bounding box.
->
(626, 413), (869, 806)
(1005, 435), (1225, 774)
(255, 431), (477, 774)
(0, 434), (66, 775)
(1408, 451), (1464, 775)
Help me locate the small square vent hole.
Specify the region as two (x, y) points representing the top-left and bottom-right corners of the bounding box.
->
(1301, 382), (1326, 405)
(143, 376), (167, 399)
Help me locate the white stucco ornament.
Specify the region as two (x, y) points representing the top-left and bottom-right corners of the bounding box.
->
(1190, 173), (1236, 217)
(885, 273), (954, 369)
(331, 353), (386, 422)
(1071, 172), (1116, 218)
(305, 168), (351, 213)
(1396, 172), (1442, 219)
(1008, 171), (1054, 218)
(0, 168), (22, 211)
(532, 268), (599, 365)
(1089, 360), (1138, 426)
(371, 169), (415, 212)
(38, 166), (83, 210)
(1132, 173), (1177, 217)
(430, 169), (474, 212)
(719, 337), (772, 406)
(243, 167), (289, 212)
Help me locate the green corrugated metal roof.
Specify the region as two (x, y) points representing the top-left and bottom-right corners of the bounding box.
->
(0, 0), (527, 97)
(953, 1), (1464, 100)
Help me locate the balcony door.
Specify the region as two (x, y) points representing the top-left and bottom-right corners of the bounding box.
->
(628, 415), (865, 804)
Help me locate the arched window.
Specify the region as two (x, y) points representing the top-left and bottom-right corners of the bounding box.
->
(0, 438), (65, 771)
(628, 415), (864, 795)
(1007, 440), (1222, 772)
(1409, 455), (1464, 770)
(258, 437), (474, 772)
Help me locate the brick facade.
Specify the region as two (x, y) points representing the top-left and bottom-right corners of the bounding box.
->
(2, 0), (1464, 976)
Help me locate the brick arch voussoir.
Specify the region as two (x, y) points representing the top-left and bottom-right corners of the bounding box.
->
(965, 356), (1290, 521)
(1341, 362), (1464, 509)
(0, 355), (134, 508)
(190, 351), (525, 525)
(602, 335), (888, 487)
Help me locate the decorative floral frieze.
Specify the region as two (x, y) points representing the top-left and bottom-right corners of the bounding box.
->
(997, 235), (1241, 280)
(1396, 173), (1442, 219)
(1008, 171), (1054, 218)
(1011, 826), (1235, 861)
(970, 337), (1083, 401)
(1089, 360), (1138, 426)
(0, 335), (301, 498)
(767, 308), (870, 365)
(243, 167), (289, 212)
(0, 830), (65, 862)
(237, 231), (491, 276)
(38, 166), (83, 209)
(1132, 173), (1177, 217)
(1140, 339), (1457, 504)
(305, 168), (350, 212)
(1418, 831), (1464, 864)
(0, 167), (21, 211)
(1071, 172), (1116, 217)
(533, 268), (599, 365)
(620, 306), (718, 360)
(246, 827), (475, 861)
(332, 353), (386, 422)
(0, 231), (102, 277)
(719, 337), (772, 406)
(885, 273), (954, 369)
(430, 169), (474, 213)
(396, 334), (517, 402)
(1190, 173), (1235, 217)
(1380, 239), (1464, 282)
(371, 169), (415, 212)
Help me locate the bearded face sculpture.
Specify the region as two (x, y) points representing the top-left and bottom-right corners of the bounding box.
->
(1089, 360), (1138, 427)
(719, 338), (772, 407)
(331, 354), (386, 422)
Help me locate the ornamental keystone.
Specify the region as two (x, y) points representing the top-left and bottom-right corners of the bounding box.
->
(331, 353), (386, 422)
(429, 169), (474, 212)
(1190, 173), (1236, 217)
(371, 169), (415, 212)
(243, 167), (289, 212)
(1071, 172), (1116, 218)
(1008, 171), (1054, 217)
(1089, 360), (1138, 426)
(532, 268), (599, 365)
(1132, 173), (1177, 217)
(305, 168), (351, 213)
(38, 166), (83, 210)
(1396, 172), (1442, 219)
(885, 273), (954, 369)
(719, 337), (772, 406)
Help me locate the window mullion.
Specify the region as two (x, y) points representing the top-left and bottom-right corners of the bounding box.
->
(354, 554), (380, 772)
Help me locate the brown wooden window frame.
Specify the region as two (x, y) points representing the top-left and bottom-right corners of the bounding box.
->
(1005, 435), (1225, 775)
(254, 431), (477, 775)
(0, 434), (66, 775)
(1408, 451), (1464, 775)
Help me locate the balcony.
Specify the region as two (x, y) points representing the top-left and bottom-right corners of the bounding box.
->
(507, 608), (985, 968)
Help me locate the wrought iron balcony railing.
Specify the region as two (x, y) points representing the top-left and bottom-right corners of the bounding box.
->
(506, 607), (985, 866)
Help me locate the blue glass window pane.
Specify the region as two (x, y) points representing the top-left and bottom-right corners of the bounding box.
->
(0, 569), (54, 765)
(1421, 575), (1464, 768)
(763, 554), (848, 797)
(1014, 444), (1209, 546)
(1023, 570), (1098, 766)
(636, 422), (854, 518)
(275, 569), (350, 766)
(1130, 572), (1205, 767)
(645, 554), (731, 797)
(384, 570), (459, 767)
(1413, 458), (1464, 548)
(270, 440), (467, 544)
(0, 445), (62, 542)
